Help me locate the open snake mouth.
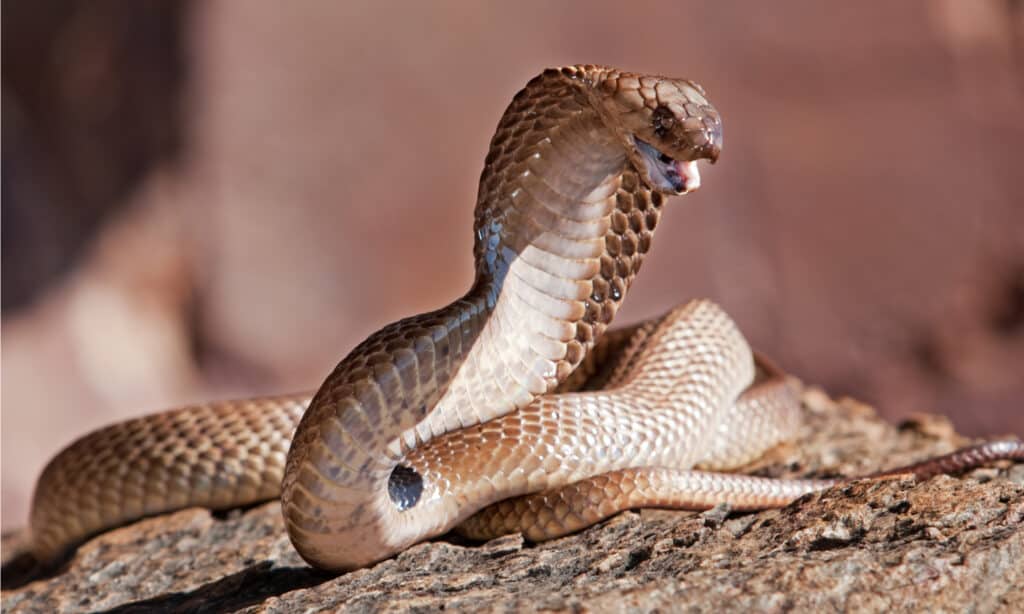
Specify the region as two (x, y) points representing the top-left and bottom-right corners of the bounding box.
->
(633, 137), (701, 194)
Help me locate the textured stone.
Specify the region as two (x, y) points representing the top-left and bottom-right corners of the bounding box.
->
(3, 388), (1021, 612)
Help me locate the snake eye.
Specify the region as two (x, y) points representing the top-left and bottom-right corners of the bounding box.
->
(652, 105), (675, 139)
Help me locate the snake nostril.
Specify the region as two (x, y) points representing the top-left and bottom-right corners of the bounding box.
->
(388, 464), (423, 511)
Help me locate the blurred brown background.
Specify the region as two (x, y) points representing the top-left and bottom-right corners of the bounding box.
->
(3, 1), (1023, 532)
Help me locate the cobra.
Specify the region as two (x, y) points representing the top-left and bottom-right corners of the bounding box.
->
(29, 65), (1023, 572)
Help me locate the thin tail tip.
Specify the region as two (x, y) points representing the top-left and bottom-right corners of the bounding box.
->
(984, 438), (1024, 459)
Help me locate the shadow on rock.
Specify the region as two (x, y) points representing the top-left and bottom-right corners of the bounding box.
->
(93, 562), (332, 614)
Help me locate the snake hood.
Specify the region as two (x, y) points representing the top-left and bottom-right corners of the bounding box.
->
(282, 65), (730, 569)
(471, 65), (723, 283)
(29, 65), (732, 573)
(25, 66), (1023, 578)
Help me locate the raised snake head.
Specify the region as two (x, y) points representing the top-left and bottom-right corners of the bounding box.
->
(584, 67), (723, 195)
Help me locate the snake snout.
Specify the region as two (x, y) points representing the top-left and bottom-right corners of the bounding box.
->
(699, 123), (723, 164)
(678, 104), (723, 165)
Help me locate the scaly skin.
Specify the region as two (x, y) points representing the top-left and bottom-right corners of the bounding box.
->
(28, 66), (1024, 572)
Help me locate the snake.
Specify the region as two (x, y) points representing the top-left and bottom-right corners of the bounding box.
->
(28, 65), (1024, 572)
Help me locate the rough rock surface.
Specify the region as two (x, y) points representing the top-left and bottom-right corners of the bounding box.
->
(3, 388), (1022, 613)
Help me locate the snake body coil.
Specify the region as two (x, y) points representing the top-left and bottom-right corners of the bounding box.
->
(29, 66), (1024, 572)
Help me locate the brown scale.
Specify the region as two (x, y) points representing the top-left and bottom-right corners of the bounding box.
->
(574, 170), (663, 360)
(24, 65), (1023, 575)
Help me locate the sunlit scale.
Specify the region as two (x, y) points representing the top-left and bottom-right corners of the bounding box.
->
(275, 62), (780, 567)
(28, 65), (1022, 573)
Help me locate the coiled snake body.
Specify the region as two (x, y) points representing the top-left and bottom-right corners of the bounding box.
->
(30, 66), (1023, 572)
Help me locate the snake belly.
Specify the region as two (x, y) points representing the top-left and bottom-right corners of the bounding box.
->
(277, 66), (764, 570)
(30, 65), (1024, 573)
(27, 66), (789, 571)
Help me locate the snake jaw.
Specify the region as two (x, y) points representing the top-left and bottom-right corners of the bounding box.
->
(675, 160), (701, 193)
(634, 137), (701, 194)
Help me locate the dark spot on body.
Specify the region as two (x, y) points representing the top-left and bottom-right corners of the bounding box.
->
(388, 465), (423, 511)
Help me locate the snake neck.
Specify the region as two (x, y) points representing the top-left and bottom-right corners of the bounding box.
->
(451, 72), (630, 428)
(282, 68), (666, 569)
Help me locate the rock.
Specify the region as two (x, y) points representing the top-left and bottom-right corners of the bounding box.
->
(2, 389), (1021, 613)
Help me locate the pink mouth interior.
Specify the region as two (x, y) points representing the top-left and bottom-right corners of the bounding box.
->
(675, 160), (701, 193)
